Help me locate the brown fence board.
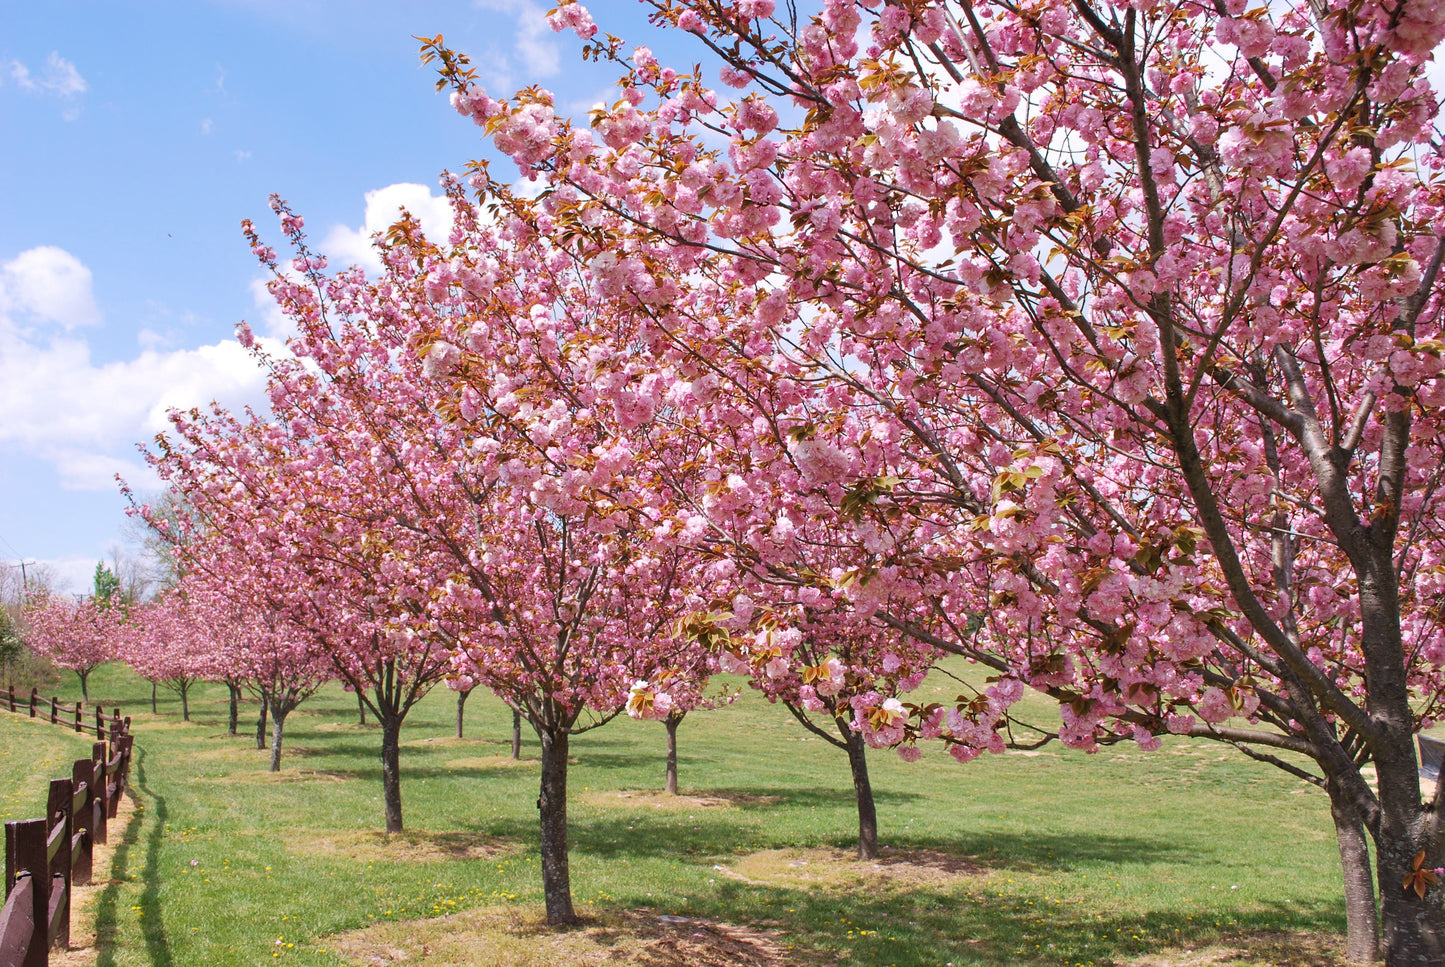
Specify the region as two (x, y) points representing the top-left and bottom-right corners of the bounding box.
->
(2, 700), (132, 965)
(0, 875), (36, 967)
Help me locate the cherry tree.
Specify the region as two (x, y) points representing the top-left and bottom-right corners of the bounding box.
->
(704, 594), (934, 859)
(23, 593), (116, 702)
(137, 385), (450, 805)
(428, 0), (1445, 960)
(626, 659), (730, 797)
(220, 191), (720, 925)
(228, 605), (330, 773)
(119, 591), (214, 721)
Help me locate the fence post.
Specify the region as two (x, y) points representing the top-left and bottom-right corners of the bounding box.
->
(69, 758), (93, 887)
(116, 735), (134, 803)
(72, 703), (81, 734)
(29, 688), (37, 718)
(46, 778), (71, 950)
(93, 708), (103, 739)
(104, 744), (119, 820)
(89, 743), (107, 847)
(6, 685), (13, 712)
(104, 736), (133, 820)
(5, 817), (49, 966)
(48, 698), (57, 726)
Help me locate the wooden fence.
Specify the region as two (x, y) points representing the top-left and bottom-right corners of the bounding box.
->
(0, 691), (132, 967)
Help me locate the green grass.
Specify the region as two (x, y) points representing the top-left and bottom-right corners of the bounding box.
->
(0, 707), (97, 822)
(0, 661), (1349, 966)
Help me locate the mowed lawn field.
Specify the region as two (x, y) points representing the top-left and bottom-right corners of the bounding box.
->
(2, 662), (1352, 967)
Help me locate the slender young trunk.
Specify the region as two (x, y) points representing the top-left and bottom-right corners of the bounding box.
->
(256, 695), (269, 750)
(227, 683), (240, 736)
(78, 669), (90, 704)
(1327, 780), (1381, 963)
(538, 727), (577, 925)
(150, 680), (157, 714)
(456, 688), (470, 739)
(180, 681), (191, 722)
(843, 727), (879, 860)
(512, 707), (522, 759)
(357, 692), (367, 726)
(379, 712), (404, 833)
(664, 713), (681, 795)
(269, 704), (288, 773)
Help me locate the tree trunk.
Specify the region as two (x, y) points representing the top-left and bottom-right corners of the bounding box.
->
(1328, 780), (1381, 963)
(380, 713), (404, 833)
(843, 727), (879, 861)
(664, 713), (681, 795)
(357, 692), (367, 726)
(456, 688), (470, 739)
(180, 681), (190, 722)
(150, 680), (157, 714)
(538, 727), (577, 925)
(256, 696), (269, 750)
(1376, 834), (1445, 966)
(512, 706), (522, 759)
(269, 705), (287, 773)
(227, 683), (240, 736)
(78, 669), (89, 704)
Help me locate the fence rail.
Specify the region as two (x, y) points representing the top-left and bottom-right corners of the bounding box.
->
(4, 689), (130, 745)
(1, 693), (132, 967)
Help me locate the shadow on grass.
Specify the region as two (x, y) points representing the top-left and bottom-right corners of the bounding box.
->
(690, 876), (1345, 967)
(461, 809), (1176, 875)
(94, 746), (172, 967)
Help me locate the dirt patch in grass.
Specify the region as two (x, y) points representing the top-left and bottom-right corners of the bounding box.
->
(1127, 930), (1345, 966)
(579, 790), (783, 811)
(52, 790), (138, 967)
(714, 846), (980, 891)
(327, 905), (796, 966)
(444, 755), (539, 770)
(408, 735), (511, 749)
(187, 743), (270, 765)
(200, 768), (354, 784)
(284, 829), (519, 863)
(315, 720), (379, 733)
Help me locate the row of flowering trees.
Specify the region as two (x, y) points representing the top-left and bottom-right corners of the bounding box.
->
(20, 574), (328, 758)
(408, 0), (1445, 962)
(103, 0), (1445, 962)
(129, 200), (726, 922)
(125, 175), (940, 920)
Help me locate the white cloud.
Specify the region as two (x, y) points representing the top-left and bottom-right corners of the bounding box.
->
(0, 246), (278, 494)
(472, 0), (562, 88)
(136, 327), (167, 350)
(0, 246), (102, 328)
(201, 117), (213, 135)
(321, 183), (455, 275)
(30, 555), (106, 596)
(248, 276), (295, 339)
(6, 53), (87, 118)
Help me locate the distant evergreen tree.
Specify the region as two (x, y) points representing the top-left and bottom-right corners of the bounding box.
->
(93, 561), (123, 608)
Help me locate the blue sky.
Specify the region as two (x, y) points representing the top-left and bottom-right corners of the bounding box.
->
(0, 1), (686, 592)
